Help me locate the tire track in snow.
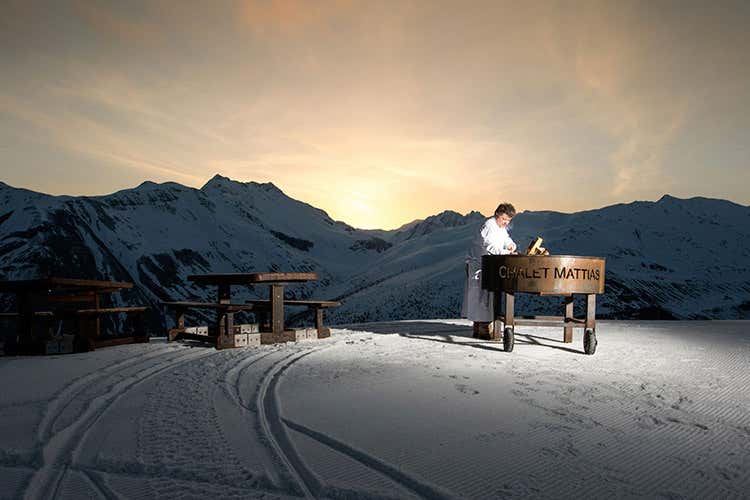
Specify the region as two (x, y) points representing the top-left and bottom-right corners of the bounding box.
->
(254, 342), (453, 500)
(78, 467), (118, 500)
(223, 349), (278, 410)
(37, 344), (180, 444)
(23, 346), (215, 500)
(281, 417), (456, 500)
(256, 347), (328, 499)
(130, 347), (295, 497)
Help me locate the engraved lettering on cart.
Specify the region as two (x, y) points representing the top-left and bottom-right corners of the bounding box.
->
(501, 265), (601, 281)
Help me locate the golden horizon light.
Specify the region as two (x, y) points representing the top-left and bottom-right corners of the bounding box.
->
(1, 0), (749, 229)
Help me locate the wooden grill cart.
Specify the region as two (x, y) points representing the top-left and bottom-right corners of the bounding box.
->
(481, 255), (606, 354)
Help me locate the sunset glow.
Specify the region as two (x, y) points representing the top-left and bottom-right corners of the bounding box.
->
(1, 0), (748, 229)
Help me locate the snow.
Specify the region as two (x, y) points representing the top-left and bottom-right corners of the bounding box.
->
(1, 320), (748, 499)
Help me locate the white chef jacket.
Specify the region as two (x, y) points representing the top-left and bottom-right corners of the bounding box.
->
(461, 217), (515, 322)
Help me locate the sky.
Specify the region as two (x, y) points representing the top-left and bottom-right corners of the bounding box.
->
(1, 0), (749, 229)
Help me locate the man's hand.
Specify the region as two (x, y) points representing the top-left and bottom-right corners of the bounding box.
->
(507, 241), (517, 254)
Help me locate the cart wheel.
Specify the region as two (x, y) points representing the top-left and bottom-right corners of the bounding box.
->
(503, 327), (514, 352)
(584, 329), (597, 355)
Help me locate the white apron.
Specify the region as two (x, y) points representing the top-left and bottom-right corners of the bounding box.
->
(461, 217), (514, 322)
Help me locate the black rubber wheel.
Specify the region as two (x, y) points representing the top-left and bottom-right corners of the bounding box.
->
(584, 329), (597, 355)
(503, 327), (514, 352)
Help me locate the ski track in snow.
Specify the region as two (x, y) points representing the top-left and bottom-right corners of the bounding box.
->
(23, 345), (214, 499)
(2, 322), (749, 499)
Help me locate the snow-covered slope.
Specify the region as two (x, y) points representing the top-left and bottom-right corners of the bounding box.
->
(1, 178), (748, 332)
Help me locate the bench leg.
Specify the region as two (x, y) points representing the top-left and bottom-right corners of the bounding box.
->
(216, 311), (235, 349)
(78, 316), (96, 352)
(314, 308), (330, 339)
(216, 285), (235, 350)
(257, 310), (270, 332)
(169, 307), (186, 341)
(17, 294), (33, 349)
(271, 284), (284, 336)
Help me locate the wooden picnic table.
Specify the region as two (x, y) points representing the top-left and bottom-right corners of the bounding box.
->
(187, 272), (318, 349)
(0, 277), (148, 354)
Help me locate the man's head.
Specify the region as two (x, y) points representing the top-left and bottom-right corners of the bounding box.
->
(494, 203), (516, 228)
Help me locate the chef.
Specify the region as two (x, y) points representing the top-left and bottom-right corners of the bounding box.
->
(461, 202), (517, 339)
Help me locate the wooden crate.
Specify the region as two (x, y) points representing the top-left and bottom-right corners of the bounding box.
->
(233, 323), (259, 334)
(233, 332), (261, 348)
(44, 340), (61, 355)
(247, 333), (261, 347)
(292, 328), (318, 342)
(185, 326), (209, 336)
(234, 333), (248, 347)
(260, 330), (297, 345)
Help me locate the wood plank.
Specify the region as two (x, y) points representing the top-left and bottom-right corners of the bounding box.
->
(0, 311), (55, 317)
(245, 299), (340, 308)
(76, 307), (148, 315)
(315, 309), (330, 338)
(188, 272), (317, 286)
(40, 288), (125, 299)
(260, 330), (298, 345)
(92, 335), (150, 349)
(564, 295), (574, 343)
(503, 292), (515, 328)
(513, 319), (587, 328)
(176, 331), (218, 344)
(515, 315), (585, 324)
(216, 284), (233, 349)
(271, 284), (284, 335)
(586, 294), (596, 330)
(39, 295), (98, 303)
(163, 301), (256, 311)
(0, 278), (132, 293)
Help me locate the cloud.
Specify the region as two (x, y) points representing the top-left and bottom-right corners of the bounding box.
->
(240, 0), (353, 37)
(72, 0), (164, 47)
(2, 0), (748, 224)
(0, 79), (206, 187)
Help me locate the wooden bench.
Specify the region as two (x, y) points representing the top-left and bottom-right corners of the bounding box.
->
(163, 301), (259, 347)
(245, 299), (340, 338)
(1, 307), (149, 352)
(64, 306), (149, 351)
(0, 311), (54, 318)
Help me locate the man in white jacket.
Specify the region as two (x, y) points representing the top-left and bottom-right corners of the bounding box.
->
(461, 203), (517, 339)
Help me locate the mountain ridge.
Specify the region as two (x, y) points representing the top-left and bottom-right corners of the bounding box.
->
(1, 178), (748, 333)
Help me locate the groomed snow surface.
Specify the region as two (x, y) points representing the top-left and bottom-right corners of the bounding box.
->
(1, 321), (749, 499)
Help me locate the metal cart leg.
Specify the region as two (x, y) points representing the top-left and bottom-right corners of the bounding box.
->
(584, 294), (597, 355)
(563, 295), (574, 343)
(503, 292), (515, 352)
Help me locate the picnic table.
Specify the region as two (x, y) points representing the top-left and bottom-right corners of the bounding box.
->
(165, 272), (339, 349)
(0, 277), (148, 354)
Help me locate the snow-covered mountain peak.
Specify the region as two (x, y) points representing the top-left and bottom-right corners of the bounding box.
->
(129, 180), (189, 193)
(392, 210), (484, 242)
(201, 174), (283, 197)
(201, 174), (238, 191)
(0, 180), (748, 325)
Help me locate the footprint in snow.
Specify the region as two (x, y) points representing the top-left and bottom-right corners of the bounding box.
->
(455, 383), (480, 395)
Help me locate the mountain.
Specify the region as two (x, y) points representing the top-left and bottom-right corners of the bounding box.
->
(1, 178), (748, 334)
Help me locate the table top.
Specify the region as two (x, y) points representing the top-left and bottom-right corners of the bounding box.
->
(188, 272), (318, 286)
(0, 277), (134, 293)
